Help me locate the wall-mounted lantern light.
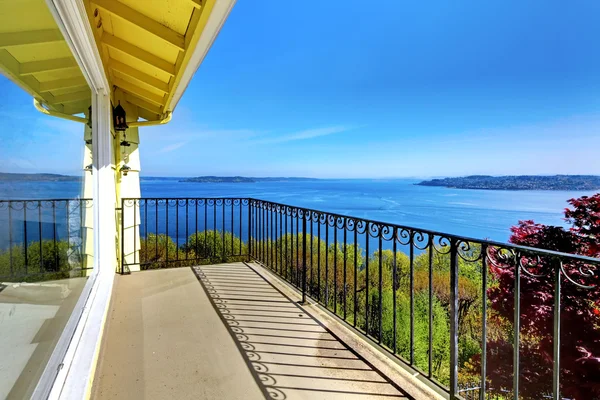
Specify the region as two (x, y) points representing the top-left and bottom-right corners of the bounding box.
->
(120, 164), (131, 176)
(113, 101), (128, 132)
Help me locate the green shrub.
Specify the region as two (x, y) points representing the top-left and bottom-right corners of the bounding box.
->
(0, 240), (80, 282)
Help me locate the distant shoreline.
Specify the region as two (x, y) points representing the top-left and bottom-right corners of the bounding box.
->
(179, 176), (321, 183)
(416, 175), (600, 191)
(0, 172), (81, 182)
(0, 172), (320, 183)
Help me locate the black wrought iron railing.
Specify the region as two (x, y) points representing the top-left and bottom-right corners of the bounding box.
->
(121, 197), (600, 400)
(0, 199), (93, 282)
(120, 198), (250, 273)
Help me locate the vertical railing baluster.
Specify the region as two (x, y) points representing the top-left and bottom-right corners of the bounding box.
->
(24, 204), (28, 275)
(78, 199), (82, 268)
(393, 227), (397, 354)
(204, 200), (207, 259)
(365, 223), (369, 335)
(213, 200), (217, 260)
(267, 206), (270, 268)
(239, 200), (242, 256)
(195, 199), (199, 261)
(410, 230), (415, 364)
(296, 209), (299, 286)
(185, 199), (189, 261)
(275, 206), (278, 273)
(513, 251), (521, 400)
(280, 209), (283, 275)
(429, 237), (434, 378)
(175, 201), (179, 262)
(8, 202), (13, 276)
(318, 218), (321, 303)
(378, 228), (383, 344)
(552, 258), (561, 400)
(155, 199), (158, 262)
(145, 200), (148, 265)
(262, 204), (265, 265)
(285, 210), (288, 281)
(274, 206), (277, 269)
(65, 201), (69, 270)
(39, 201), (43, 273)
(222, 200), (225, 262)
(302, 214), (307, 304)
(480, 244), (488, 400)
(450, 238), (459, 399)
(334, 220), (338, 314)
(248, 201), (252, 260)
(231, 200), (234, 256)
(134, 200), (137, 266)
(53, 201), (57, 270)
(166, 200), (169, 265)
(325, 219), (329, 307)
(354, 226), (357, 327)
(310, 216), (314, 297)
(291, 211), (294, 282)
(343, 220), (347, 320)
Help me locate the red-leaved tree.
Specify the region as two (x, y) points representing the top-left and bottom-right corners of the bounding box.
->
(480, 194), (600, 399)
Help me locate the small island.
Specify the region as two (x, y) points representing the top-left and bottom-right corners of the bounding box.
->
(0, 172), (80, 182)
(416, 175), (600, 191)
(180, 176), (320, 183)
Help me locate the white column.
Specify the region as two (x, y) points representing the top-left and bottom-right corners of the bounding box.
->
(114, 90), (141, 272)
(92, 93), (117, 275)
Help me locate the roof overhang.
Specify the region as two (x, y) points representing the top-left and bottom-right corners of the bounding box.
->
(0, 0), (235, 121)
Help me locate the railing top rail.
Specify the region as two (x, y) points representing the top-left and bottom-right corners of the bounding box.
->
(121, 197), (250, 201)
(121, 196), (600, 264)
(248, 198), (600, 264)
(0, 198), (92, 202)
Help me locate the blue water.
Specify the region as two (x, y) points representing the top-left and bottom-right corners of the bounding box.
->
(1, 179), (596, 243)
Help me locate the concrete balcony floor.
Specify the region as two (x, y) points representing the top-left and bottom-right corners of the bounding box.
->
(92, 263), (439, 400)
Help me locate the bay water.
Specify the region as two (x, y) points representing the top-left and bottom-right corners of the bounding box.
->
(1, 178), (596, 244)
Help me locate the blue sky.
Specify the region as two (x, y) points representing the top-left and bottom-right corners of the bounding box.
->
(2, 1), (600, 178)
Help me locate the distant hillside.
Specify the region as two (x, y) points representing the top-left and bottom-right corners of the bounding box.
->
(416, 175), (600, 191)
(180, 176), (320, 183)
(0, 172), (80, 182)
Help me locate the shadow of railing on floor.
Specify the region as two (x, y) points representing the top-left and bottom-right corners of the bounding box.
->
(192, 263), (412, 400)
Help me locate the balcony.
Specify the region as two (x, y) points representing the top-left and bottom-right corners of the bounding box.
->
(91, 197), (600, 399)
(92, 263), (431, 399)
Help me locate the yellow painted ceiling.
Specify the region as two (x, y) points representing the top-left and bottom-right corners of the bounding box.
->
(87, 0), (216, 120)
(0, 0), (223, 121)
(0, 0), (90, 115)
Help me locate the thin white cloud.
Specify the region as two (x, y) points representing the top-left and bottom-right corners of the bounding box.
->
(157, 141), (187, 154)
(257, 125), (355, 144)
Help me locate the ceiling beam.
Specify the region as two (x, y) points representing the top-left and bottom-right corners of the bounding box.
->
(52, 90), (90, 104)
(92, 0), (184, 51)
(113, 77), (165, 106)
(109, 60), (169, 93)
(124, 93), (163, 115)
(64, 100), (91, 115)
(20, 58), (79, 75)
(101, 33), (175, 76)
(184, 0), (203, 8)
(0, 29), (64, 48)
(137, 107), (160, 122)
(39, 77), (88, 92)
